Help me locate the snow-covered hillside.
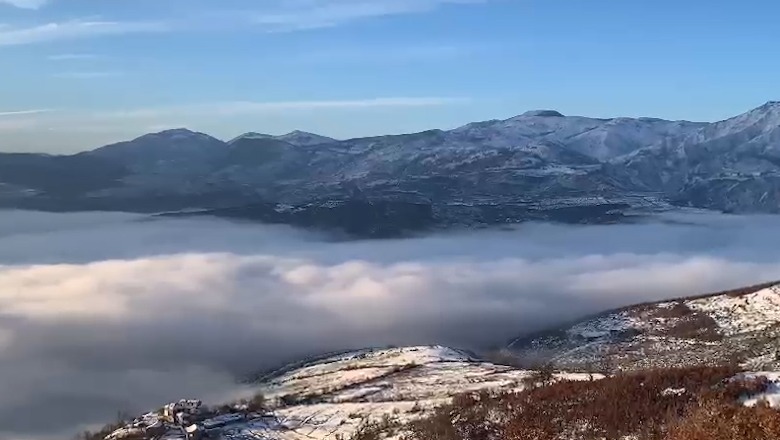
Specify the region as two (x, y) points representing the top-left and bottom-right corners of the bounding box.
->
(102, 346), (598, 440)
(509, 281), (780, 372)
(257, 346), (596, 440)
(100, 343), (780, 440)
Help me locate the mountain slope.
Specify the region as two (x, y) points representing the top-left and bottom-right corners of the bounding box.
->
(508, 281), (780, 372)
(2, 102), (779, 236)
(0, 153), (127, 196)
(616, 101), (780, 212)
(89, 281), (780, 440)
(85, 128), (227, 175)
(98, 346), (597, 440)
(229, 131), (337, 147)
(450, 110), (705, 161)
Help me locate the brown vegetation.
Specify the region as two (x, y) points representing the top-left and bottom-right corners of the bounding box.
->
(662, 311), (722, 342)
(346, 415), (403, 440)
(400, 366), (780, 440)
(235, 391), (267, 413)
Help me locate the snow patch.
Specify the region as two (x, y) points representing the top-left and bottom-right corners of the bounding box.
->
(687, 285), (780, 335)
(737, 372), (780, 408)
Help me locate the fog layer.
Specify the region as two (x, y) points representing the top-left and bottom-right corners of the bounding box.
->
(1, 210), (779, 439)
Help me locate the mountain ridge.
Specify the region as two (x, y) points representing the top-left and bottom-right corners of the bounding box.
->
(1, 102), (779, 237)
(508, 280), (780, 373)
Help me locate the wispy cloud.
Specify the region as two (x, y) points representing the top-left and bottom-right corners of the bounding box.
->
(0, 109), (52, 117)
(0, 97), (466, 137)
(99, 97), (469, 119)
(0, 0), (48, 9)
(0, 19), (167, 46)
(0, 109), (52, 134)
(291, 42), (489, 65)
(53, 71), (122, 79)
(48, 53), (98, 61)
(250, 0), (487, 32)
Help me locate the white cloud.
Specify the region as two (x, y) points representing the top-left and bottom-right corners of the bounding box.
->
(47, 53), (98, 61)
(0, 19), (167, 46)
(0, 109), (52, 133)
(0, 97), (468, 149)
(94, 97), (469, 119)
(0, 97), (464, 137)
(250, 0), (487, 31)
(52, 71), (122, 79)
(0, 0), (48, 9)
(289, 43), (480, 65)
(0, 211), (780, 438)
(0, 109), (51, 117)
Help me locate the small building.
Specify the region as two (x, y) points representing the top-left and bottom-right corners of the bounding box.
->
(163, 399), (203, 420)
(185, 424), (204, 440)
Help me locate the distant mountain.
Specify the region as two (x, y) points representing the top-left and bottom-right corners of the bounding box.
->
(615, 101), (780, 212)
(85, 128), (227, 173)
(0, 102), (778, 236)
(229, 130), (337, 147)
(0, 153), (127, 197)
(449, 110), (706, 161)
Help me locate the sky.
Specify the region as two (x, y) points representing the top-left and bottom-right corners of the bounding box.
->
(2, 209), (780, 439)
(1, 0), (779, 153)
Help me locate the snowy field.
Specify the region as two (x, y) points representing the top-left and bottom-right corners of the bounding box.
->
(210, 346), (596, 440)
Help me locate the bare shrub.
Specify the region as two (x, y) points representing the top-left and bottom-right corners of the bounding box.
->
(403, 366), (767, 440)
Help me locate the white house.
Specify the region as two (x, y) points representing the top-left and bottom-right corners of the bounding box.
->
(163, 399), (202, 419)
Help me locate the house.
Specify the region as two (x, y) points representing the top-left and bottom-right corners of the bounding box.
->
(163, 399), (203, 420)
(185, 424), (204, 440)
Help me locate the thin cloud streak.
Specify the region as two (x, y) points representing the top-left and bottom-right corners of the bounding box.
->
(289, 43), (482, 65)
(48, 53), (98, 61)
(0, 109), (52, 117)
(52, 71), (123, 79)
(250, 0), (487, 32)
(1, 98), (464, 122)
(96, 97), (470, 119)
(0, 20), (167, 46)
(0, 0), (48, 9)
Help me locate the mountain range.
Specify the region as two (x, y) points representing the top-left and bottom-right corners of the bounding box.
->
(2, 102), (779, 237)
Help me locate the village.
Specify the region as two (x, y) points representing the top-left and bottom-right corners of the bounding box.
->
(104, 397), (275, 440)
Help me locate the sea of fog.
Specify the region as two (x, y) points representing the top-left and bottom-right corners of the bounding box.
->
(1, 209), (779, 439)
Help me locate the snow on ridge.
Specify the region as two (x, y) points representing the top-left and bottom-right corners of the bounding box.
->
(102, 345), (605, 440)
(305, 345), (474, 368)
(686, 284), (780, 336)
(255, 345), (600, 440)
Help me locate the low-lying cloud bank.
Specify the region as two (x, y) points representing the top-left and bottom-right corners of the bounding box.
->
(1, 209), (780, 439)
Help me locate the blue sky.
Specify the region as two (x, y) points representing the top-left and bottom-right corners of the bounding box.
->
(1, 0), (779, 153)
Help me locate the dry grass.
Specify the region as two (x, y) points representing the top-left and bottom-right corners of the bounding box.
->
(400, 366), (780, 440)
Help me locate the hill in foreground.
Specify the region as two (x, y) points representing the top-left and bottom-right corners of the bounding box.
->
(508, 281), (780, 372)
(86, 282), (780, 440)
